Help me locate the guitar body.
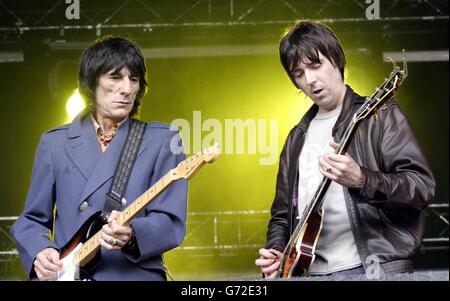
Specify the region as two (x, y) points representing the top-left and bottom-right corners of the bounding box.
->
(57, 212), (103, 280)
(280, 208), (324, 278)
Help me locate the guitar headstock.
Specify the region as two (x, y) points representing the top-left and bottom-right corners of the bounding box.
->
(354, 50), (408, 123)
(171, 143), (221, 180)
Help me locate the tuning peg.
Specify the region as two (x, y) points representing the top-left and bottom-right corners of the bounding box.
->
(214, 142), (221, 152)
(386, 56), (398, 68)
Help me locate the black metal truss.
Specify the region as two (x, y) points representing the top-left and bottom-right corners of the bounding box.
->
(0, 0), (448, 43)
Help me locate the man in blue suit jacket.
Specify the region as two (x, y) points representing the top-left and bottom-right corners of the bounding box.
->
(11, 37), (188, 281)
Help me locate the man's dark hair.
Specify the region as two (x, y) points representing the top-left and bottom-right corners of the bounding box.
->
(279, 20), (346, 87)
(78, 36), (148, 117)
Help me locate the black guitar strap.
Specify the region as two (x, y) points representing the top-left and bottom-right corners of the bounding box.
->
(100, 119), (146, 223)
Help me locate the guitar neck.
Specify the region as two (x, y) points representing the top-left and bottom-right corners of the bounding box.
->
(73, 172), (175, 267)
(294, 119), (359, 236)
(118, 173), (175, 224)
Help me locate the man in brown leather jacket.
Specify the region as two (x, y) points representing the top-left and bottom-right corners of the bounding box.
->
(255, 20), (435, 278)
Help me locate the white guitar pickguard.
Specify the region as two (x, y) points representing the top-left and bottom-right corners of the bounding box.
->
(57, 243), (81, 281)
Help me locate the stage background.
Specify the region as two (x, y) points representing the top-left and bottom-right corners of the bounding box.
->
(0, 0), (448, 280)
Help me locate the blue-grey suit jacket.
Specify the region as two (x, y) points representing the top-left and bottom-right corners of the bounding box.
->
(11, 113), (188, 280)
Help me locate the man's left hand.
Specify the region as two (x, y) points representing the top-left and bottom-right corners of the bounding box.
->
(100, 210), (133, 250)
(318, 139), (364, 188)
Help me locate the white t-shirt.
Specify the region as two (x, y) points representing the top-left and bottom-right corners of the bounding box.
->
(297, 105), (361, 275)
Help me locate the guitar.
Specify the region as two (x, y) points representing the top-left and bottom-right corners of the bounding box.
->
(276, 55), (408, 278)
(56, 143), (221, 280)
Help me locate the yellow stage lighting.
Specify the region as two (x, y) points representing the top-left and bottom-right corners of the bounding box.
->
(66, 89), (86, 120)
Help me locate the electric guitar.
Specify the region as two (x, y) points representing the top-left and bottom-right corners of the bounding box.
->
(56, 143), (221, 280)
(276, 55), (408, 278)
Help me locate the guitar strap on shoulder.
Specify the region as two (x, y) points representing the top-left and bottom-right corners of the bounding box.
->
(101, 119), (146, 223)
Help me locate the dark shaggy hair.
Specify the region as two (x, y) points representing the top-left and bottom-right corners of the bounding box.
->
(279, 20), (346, 87)
(78, 36), (148, 117)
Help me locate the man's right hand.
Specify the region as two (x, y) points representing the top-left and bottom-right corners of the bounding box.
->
(33, 248), (63, 281)
(255, 248), (282, 279)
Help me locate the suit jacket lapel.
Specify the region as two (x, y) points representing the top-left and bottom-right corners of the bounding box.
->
(78, 119), (130, 204)
(65, 114), (101, 181)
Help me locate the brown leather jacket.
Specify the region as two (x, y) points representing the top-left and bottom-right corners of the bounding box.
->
(266, 86), (435, 273)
